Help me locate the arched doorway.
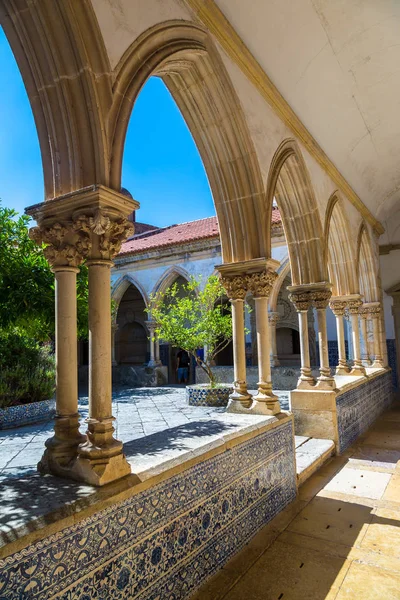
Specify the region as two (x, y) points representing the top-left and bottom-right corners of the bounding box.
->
(115, 284), (149, 365)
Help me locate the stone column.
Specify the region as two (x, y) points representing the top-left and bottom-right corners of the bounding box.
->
(111, 322), (118, 366)
(314, 288), (335, 389)
(145, 320), (157, 367)
(220, 274), (251, 411)
(364, 302), (384, 368)
(359, 307), (372, 366)
(268, 312), (280, 367)
(390, 292), (400, 386)
(247, 271), (280, 415)
(347, 298), (366, 376)
(329, 300), (350, 375)
(29, 224), (88, 477)
(155, 336), (161, 365)
(288, 290), (316, 389)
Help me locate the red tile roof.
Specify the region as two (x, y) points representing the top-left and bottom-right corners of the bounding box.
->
(119, 208), (282, 256)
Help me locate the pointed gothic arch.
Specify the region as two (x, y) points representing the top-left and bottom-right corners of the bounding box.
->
(112, 274), (150, 315)
(265, 139), (327, 286)
(324, 192), (358, 296)
(356, 223), (379, 303)
(152, 266), (192, 299)
(109, 20), (265, 264)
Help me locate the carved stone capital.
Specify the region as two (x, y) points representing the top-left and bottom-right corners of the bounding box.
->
(360, 302), (381, 317)
(268, 312), (280, 324)
(220, 275), (247, 301)
(347, 299), (363, 315)
(29, 221), (91, 268)
(288, 290), (314, 312)
(74, 209), (134, 261)
(313, 289), (332, 310)
(329, 300), (347, 317)
(246, 269), (277, 298)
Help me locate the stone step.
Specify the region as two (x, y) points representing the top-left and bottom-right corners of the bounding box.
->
(295, 436), (335, 486)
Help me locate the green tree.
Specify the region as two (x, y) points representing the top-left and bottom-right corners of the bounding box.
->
(0, 203), (88, 340)
(148, 275), (233, 386)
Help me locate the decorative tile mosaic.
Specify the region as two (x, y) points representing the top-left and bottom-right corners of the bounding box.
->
(387, 339), (398, 390)
(336, 371), (392, 453)
(0, 420), (296, 600)
(186, 385), (232, 407)
(0, 399), (55, 430)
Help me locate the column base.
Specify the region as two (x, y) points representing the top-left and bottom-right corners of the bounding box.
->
(226, 390), (252, 413)
(362, 359), (372, 367)
(250, 394), (281, 415)
(72, 452), (131, 486)
(335, 364), (350, 376)
(316, 376), (336, 390)
(296, 377), (316, 390)
(270, 355), (280, 367)
(372, 359), (384, 369)
(350, 364), (367, 376)
(37, 414), (86, 475)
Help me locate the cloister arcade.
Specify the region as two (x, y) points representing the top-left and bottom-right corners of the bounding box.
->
(0, 1), (394, 597)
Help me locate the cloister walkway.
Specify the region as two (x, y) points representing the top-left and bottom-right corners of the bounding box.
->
(192, 402), (400, 600)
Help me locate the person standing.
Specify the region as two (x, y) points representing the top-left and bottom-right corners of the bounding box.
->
(176, 348), (190, 384)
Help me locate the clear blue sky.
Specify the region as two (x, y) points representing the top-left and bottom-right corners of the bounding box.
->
(0, 27), (214, 227)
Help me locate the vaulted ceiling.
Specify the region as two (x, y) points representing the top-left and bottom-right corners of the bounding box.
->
(216, 0), (400, 245)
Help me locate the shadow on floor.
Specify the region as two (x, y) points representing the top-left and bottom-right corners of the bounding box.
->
(123, 419), (238, 459)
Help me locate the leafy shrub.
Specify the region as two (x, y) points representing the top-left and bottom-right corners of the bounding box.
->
(0, 329), (55, 409)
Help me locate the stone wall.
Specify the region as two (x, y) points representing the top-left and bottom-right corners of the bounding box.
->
(336, 371), (393, 453)
(1, 418), (296, 600)
(195, 366), (320, 391)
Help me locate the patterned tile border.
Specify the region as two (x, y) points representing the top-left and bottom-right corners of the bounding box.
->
(186, 385), (232, 407)
(0, 420), (296, 600)
(336, 371), (392, 453)
(0, 399), (55, 430)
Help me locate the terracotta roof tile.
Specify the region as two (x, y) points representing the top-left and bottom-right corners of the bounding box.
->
(119, 208), (282, 256)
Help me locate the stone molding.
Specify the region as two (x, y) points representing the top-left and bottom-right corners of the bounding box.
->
(288, 284), (332, 312)
(359, 302), (381, 317)
(329, 300), (347, 317)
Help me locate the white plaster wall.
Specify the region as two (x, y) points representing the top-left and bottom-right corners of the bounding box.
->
(92, 0), (192, 69)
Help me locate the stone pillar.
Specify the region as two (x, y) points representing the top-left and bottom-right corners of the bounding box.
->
(268, 312), (280, 367)
(111, 322), (118, 366)
(329, 300), (350, 375)
(155, 336), (161, 365)
(364, 302), (384, 368)
(145, 320), (157, 366)
(247, 271), (280, 415)
(29, 225), (88, 477)
(308, 306), (318, 367)
(288, 290), (316, 389)
(220, 274), (251, 411)
(27, 186), (139, 485)
(347, 298), (366, 376)
(390, 292), (400, 386)
(314, 288), (335, 389)
(359, 307), (372, 366)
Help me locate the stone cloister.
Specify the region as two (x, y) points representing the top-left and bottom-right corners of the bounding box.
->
(1, 1), (398, 598)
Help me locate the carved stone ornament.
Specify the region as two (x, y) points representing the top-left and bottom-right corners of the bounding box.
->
(220, 275), (247, 300)
(359, 303), (381, 317)
(329, 300), (347, 317)
(74, 210), (134, 260)
(268, 312), (280, 324)
(29, 222), (91, 268)
(347, 299), (363, 315)
(288, 291), (314, 312)
(313, 289), (332, 310)
(246, 270), (277, 298)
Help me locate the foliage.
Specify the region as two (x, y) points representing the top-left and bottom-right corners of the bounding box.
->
(148, 275), (233, 386)
(0, 328), (55, 408)
(0, 202), (88, 340)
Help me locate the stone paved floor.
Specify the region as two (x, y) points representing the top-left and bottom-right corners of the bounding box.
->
(0, 387), (290, 479)
(0, 387), (290, 545)
(192, 402), (400, 600)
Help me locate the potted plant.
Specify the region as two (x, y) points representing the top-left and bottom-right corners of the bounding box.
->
(148, 275), (234, 406)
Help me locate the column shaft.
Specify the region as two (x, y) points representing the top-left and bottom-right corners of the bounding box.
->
(39, 267), (85, 474)
(253, 297), (280, 413)
(230, 299), (251, 407)
(360, 316), (371, 365)
(316, 308), (334, 387)
(372, 315), (384, 367)
(335, 314), (349, 374)
(269, 313), (280, 367)
(298, 311), (315, 387)
(349, 312), (366, 376)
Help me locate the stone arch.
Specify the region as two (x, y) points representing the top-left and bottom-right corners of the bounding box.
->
(265, 139), (327, 286)
(109, 20), (265, 264)
(324, 192), (358, 296)
(0, 0), (112, 199)
(152, 266), (192, 298)
(356, 223), (379, 303)
(112, 274), (150, 317)
(269, 256), (291, 312)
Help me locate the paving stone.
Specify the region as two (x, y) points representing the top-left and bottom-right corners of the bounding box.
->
(323, 466), (392, 500)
